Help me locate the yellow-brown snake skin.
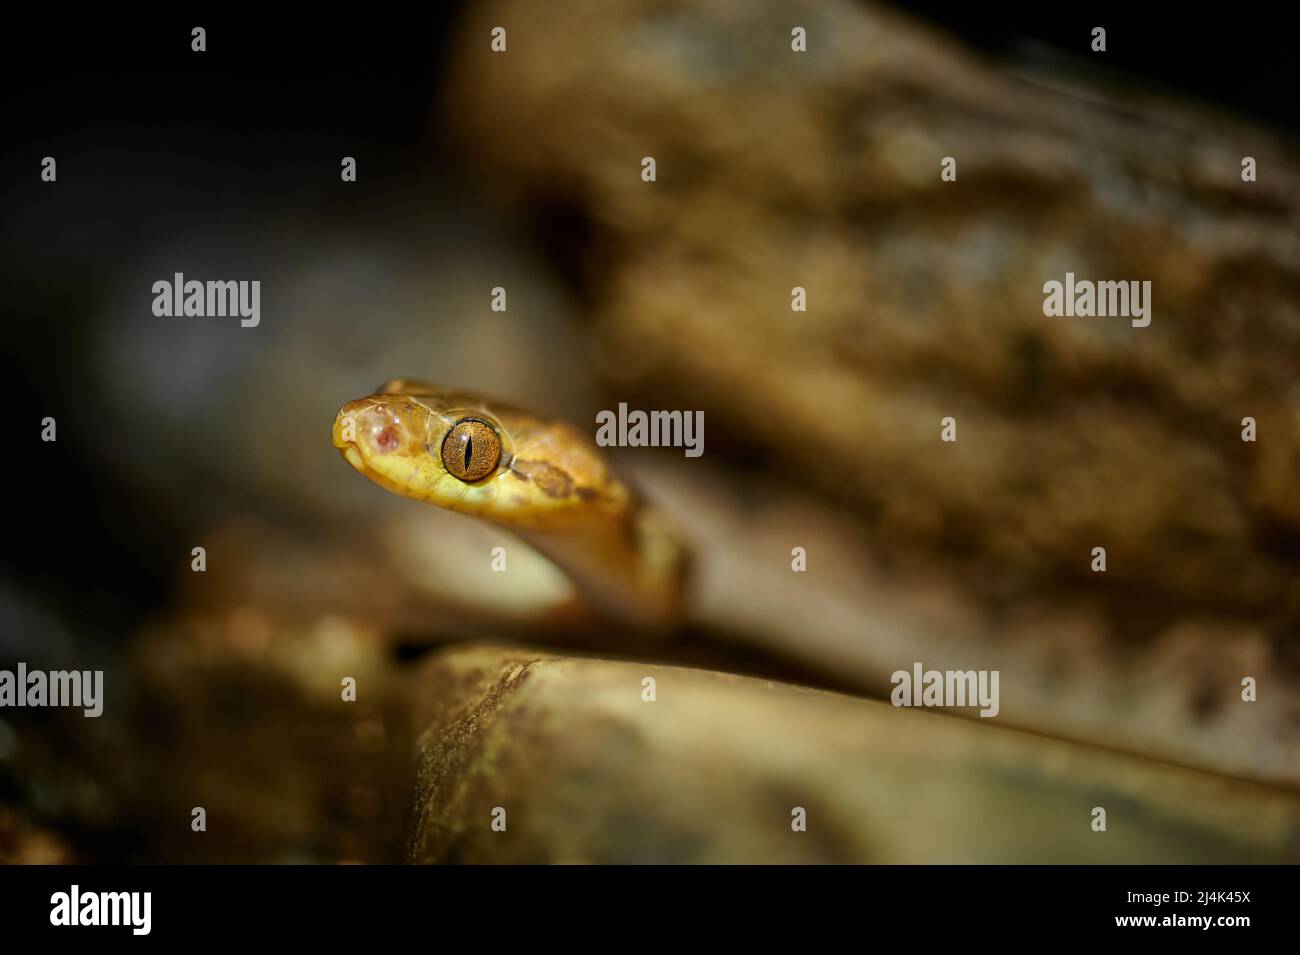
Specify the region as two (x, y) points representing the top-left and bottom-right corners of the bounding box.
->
(332, 379), (690, 633)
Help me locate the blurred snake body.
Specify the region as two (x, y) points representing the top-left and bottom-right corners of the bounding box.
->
(333, 379), (689, 632)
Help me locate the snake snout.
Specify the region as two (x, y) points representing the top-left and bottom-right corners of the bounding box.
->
(333, 397), (427, 478)
(332, 400), (363, 448)
(332, 400), (373, 471)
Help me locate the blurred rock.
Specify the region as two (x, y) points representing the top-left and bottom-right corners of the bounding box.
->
(636, 457), (1300, 786)
(443, 0), (1300, 782)
(119, 609), (416, 862)
(406, 646), (1300, 863)
(0, 803), (75, 864)
(444, 0), (1300, 640)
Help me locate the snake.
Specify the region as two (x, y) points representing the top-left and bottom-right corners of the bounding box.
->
(332, 379), (690, 634)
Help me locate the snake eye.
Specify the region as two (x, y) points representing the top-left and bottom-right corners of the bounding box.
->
(441, 418), (501, 482)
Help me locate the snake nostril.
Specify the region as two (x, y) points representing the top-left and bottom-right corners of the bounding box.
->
(376, 426), (401, 452)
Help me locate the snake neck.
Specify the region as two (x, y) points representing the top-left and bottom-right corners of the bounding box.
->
(514, 500), (691, 636)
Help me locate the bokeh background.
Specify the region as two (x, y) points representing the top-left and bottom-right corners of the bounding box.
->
(2, 2), (1298, 863)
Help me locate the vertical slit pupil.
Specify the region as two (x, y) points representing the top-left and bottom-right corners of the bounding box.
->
(464, 435), (473, 473)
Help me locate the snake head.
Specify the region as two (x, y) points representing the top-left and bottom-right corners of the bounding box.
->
(333, 383), (684, 626)
(332, 392), (500, 508)
(333, 387), (624, 526)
